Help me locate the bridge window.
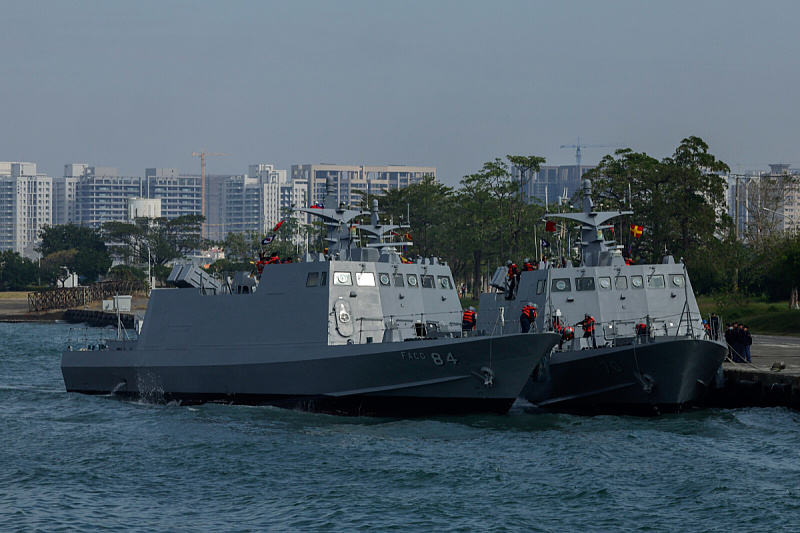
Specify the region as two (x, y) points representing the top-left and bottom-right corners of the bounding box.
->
(320, 272), (327, 286)
(536, 279), (545, 295)
(670, 275), (685, 288)
(333, 272), (352, 286)
(379, 273), (390, 286)
(306, 272), (319, 287)
(421, 275), (435, 288)
(575, 277), (595, 291)
(598, 277), (612, 291)
(647, 274), (665, 289)
(552, 278), (571, 292)
(393, 273), (404, 287)
(356, 272), (375, 286)
(437, 276), (452, 290)
(631, 275), (644, 289)
(407, 274), (418, 287)
(615, 276), (628, 290)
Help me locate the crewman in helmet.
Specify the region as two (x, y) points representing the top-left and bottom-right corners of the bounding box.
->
(522, 258), (535, 271)
(462, 306), (477, 333)
(520, 302), (538, 333)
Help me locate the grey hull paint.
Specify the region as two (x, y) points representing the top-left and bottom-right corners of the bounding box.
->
(521, 338), (728, 415)
(63, 333), (560, 416)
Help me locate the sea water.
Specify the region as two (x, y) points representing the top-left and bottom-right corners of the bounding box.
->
(2, 322), (799, 532)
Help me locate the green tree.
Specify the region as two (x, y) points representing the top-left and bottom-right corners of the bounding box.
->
(38, 223), (112, 282)
(586, 137), (731, 278)
(0, 251), (39, 290)
(103, 215), (204, 268)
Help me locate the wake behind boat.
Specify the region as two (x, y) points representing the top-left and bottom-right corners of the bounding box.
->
(477, 178), (727, 415)
(62, 180), (559, 416)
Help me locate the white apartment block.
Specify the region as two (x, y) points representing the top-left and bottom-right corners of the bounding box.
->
(290, 164), (435, 208)
(74, 167), (144, 228)
(210, 165), (306, 239)
(726, 164), (800, 238)
(145, 168), (201, 220)
(0, 162), (52, 256)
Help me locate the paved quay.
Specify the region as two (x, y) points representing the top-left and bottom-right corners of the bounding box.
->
(705, 334), (800, 410)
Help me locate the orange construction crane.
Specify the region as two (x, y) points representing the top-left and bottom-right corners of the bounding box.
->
(192, 149), (229, 238)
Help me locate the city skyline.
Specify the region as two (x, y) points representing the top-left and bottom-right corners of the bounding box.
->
(3, 2), (799, 187)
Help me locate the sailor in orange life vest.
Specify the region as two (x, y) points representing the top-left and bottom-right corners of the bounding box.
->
(552, 309), (573, 349)
(265, 252), (281, 265)
(462, 306), (477, 332)
(521, 258), (535, 271)
(576, 313), (597, 348)
(255, 252), (268, 276)
(505, 260), (520, 300)
(520, 302), (537, 333)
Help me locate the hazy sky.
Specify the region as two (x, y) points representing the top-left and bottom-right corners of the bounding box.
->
(2, 1), (798, 186)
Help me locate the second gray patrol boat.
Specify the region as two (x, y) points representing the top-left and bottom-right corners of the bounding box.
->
(477, 178), (727, 415)
(62, 182), (559, 416)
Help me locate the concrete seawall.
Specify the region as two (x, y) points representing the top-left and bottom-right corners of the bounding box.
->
(702, 335), (800, 410)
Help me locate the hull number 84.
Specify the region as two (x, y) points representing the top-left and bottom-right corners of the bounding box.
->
(401, 351), (458, 366)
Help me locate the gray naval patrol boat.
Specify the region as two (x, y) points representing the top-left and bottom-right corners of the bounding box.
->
(477, 178), (727, 415)
(62, 187), (559, 417)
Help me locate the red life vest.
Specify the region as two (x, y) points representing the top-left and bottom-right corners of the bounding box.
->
(507, 264), (519, 278)
(522, 262), (534, 271)
(265, 256), (280, 264)
(582, 316), (596, 334)
(521, 306), (537, 321)
(462, 310), (476, 327)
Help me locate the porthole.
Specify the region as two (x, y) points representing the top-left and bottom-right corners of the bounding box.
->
(379, 274), (390, 286)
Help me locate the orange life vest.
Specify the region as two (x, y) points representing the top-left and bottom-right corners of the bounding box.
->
(582, 316), (596, 334)
(462, 310), (476, 327)
(521, 306), (537, 321)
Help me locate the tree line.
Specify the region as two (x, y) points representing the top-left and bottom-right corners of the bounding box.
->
(2, 136), (797, 304)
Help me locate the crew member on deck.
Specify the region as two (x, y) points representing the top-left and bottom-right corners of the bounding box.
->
(506, 260), (520, 300)
(576, 313), (597, 348)
(462, 307), (477, 333)
(520, 302), (537, 333)
(522, 258), (535, 271)
(265, 252), (281, 265)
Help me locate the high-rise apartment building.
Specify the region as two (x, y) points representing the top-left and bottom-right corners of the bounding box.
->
(515, 165), (595, 205)
(0, 162), (52, 256)
(290, 164), (435, 208)
(206, 165), (306, 240)
(74, 167), (144, 228)
(727, 164), (800, 239)
(145, 168), (201, 220)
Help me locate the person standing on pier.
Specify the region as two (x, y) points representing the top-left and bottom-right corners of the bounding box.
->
(710, 313), (721, 341)
(743, 325), (753, 363)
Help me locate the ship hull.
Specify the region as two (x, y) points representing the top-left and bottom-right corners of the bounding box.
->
(62, 333), (560, 416)
(520, 338), (727, 415)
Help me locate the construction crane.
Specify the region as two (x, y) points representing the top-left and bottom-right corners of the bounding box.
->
(192, 149), (229, 238)
(560, 139), (623, 166)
